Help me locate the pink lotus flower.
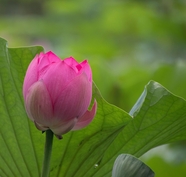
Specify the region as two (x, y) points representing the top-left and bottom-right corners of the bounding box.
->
(23, 51), (97, 139)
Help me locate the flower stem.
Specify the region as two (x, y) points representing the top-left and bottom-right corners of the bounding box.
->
(41, 129), (54, 177)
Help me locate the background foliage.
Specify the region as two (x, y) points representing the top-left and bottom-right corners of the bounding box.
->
(1, 0), (186, 176)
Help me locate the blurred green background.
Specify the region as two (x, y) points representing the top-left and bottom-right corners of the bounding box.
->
(1, 0), (186, 176)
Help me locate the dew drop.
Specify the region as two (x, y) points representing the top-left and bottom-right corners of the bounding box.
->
(94, 164), (99, 169)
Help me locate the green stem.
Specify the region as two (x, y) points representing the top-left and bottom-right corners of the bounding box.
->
(41, 129), (54, 177)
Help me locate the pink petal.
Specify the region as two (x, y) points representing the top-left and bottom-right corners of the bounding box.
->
(38, 51), (61, 71)
(79, 60), (92, 82)
(23, 51), (60, 100)
(72, 100), (97, 130)
(40, 61), (77, 104)
(53, 72), (92, 122)
(25, 81), (53, 126)
(34, 121), (49, 131)
(63, 57), (79, 73)
(23, 54), (40, 100)
(63, 57), (92, 82)
(50, 117), (78, 139)
(46, 51), (61, 62)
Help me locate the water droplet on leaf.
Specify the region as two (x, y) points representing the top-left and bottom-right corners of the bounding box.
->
(94, 164), (98, 168)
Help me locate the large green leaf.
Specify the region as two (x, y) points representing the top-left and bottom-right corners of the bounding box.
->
(112, 154), (154, 177)
(1, 37), (186, 177)
(91, 81), (186, 176)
